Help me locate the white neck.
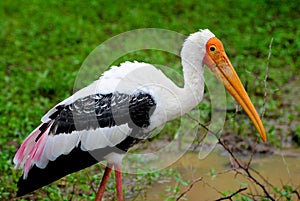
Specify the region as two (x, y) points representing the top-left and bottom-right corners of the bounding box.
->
(147, 30), (215, 130)
(171, 30), (215, 117)
(178, 43), (205, 115)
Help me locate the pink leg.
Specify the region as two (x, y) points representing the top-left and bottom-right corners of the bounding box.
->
(114, 163), (124, 201)
(95, 164), (113, 201)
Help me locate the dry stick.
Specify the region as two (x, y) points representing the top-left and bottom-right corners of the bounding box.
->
(175, 177), (203, 201)
(186, 119), (276, 200)
(293, 189), (300, 199)
(185, 73), (279, 200)
(214, 187), (247, 201)
(249, 167), (274, 189)
(188, 111), (275, 200)
(204, 180), (226, 196)
(281, 153), (291, 180)
(185, 113), (219, 136)
(218, 139), (275, 201)
(261, 37), (273, 120)
(246, 141), (257, 169)
(261, 38), (300, 199)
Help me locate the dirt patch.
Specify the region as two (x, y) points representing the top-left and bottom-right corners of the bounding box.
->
(221, 133), (275, 156)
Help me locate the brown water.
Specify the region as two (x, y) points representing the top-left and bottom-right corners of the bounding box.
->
(139, 150), (300, 201)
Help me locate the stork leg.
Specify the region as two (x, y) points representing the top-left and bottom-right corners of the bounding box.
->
(114, 163), (124, 201)
(95, 164), (113, 201)
(94, 163), (124, 201)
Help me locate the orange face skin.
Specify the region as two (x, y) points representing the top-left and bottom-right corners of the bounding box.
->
(205, 37), (229, 67)
(203, 37), (267, 142)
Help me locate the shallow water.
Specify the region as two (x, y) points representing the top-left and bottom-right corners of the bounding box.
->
(140, 149), (300, 200)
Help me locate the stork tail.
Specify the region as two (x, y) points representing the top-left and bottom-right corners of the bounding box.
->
(13, 121), (52, 178)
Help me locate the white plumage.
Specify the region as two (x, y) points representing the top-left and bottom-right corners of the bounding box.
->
(14, 28), (214, 183)
(14, 29), (267, 201)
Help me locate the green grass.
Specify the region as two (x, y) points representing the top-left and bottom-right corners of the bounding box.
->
(1, 0), (300, 200)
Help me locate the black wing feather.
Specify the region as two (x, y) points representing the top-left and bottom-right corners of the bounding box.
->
(17, 91), (156, 196)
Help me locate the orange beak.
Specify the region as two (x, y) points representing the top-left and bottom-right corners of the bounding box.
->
(203, 37), (267, 142)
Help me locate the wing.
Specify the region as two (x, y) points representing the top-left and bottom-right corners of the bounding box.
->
(14, 91), (156, 196)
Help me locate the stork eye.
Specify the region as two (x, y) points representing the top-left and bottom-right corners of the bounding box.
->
(209, 46), (216, 52)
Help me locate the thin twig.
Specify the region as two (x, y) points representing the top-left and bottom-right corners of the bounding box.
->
(249, 167), (274, 188)
(186, 118), (272, 200)
(175, 177), (203, 201)
(185, 113), (210, 132)
(246, 141), (257, 169)
(204, 181), (225, 196)
(185, 113), (217, 151)
(293, 189), (300, 199)
(184, 101), (285, 201)
(185, 113), (222, 137)
(214, 187), (247, 201)
(281, 152), (291, 179)
(218, 138), (275, 201)
(261, 37), (273, 120)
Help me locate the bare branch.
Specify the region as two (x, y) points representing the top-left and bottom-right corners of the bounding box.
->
(261, 37), (273, 120)
(204, 180), (225, 196)
(214, 187), (247, 201)
(175, 177), (203, 201)
(186, 111), (275, 200)
(281, 153), (291, 179)
(185, 113), (210, 132)
(293, 189), (300, 199)
(183, 94), (299, 201)
(246, 141), (257, 169)
(218, 138), (275, 201)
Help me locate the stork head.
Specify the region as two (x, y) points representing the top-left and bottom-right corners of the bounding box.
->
(195, 29), (267, 142)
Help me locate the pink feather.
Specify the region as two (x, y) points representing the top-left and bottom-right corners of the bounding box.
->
(14, 121), (53, 179)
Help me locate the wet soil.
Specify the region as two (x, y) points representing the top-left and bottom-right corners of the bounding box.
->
(141, 149), (300, 201)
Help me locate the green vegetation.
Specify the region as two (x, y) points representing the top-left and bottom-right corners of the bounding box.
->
(1, 0), (299, 200)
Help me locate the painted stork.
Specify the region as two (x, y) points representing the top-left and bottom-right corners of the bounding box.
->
(14, 29), (266, 201)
